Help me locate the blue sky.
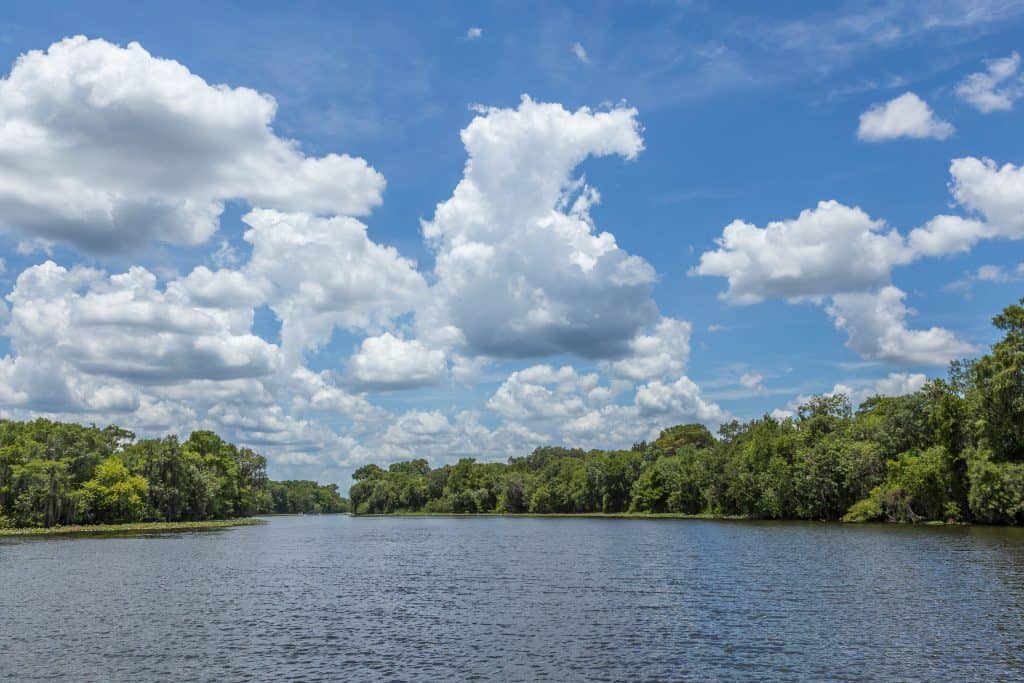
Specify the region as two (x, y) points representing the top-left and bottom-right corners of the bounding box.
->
(1, 1), (1023, 487)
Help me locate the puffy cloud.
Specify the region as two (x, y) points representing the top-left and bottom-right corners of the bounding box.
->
(903, 156), (1024, 258)
(695, 198), (973, 366)
(739, 372), (765, 391)
(0, 36), (384, 252)
(204, 402), (340, 454)
(0, 353), (139, 415)
(242, 209), (427, 365)
(5, 261), (279, 386)
(869, 371), (929, 398)
(347, 333), (447, 391)
(484, 361), (726, 451)
(856, 92), (954, 142)
(169, 266), (267, 311)
(370, 409), (547, 465)
(946, 156), (1024, 238)
(420, 96), (657, 359)
(908, 214), (988, 256)
(693, 200), (912, 304)
(129, 395), (197, 433)
(827, 286), (974, 365)
(382, 410), (456, 448)
(634, 375), (728, 423)
(487, 364), (597, 421)
(605, 317), (691, 381)
(772, 371), (929, 418)
(450, 354), (489, 383)
(0, 42), (729, 482)
(955, 51), (1023, 113)
(908, 156), (1024, 256)
(287, 366), (380, 420)
(0, 34), (992, 486)
(465, 27), (483, 40)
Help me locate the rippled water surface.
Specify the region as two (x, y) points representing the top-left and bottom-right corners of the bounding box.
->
(3, 516), (1024, 681)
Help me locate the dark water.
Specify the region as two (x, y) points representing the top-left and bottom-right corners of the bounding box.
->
(2, 517), (1024, 682)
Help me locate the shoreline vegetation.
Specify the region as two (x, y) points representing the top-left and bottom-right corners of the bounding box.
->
(0, 517), (265, 537)
(349, 299), (1024, 526)
(1, 426), (348, 531)
(354, 511), (978, 526)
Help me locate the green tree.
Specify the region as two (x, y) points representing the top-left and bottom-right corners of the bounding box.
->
(968, 298), (1024, 461)
(79, 456), (149, 524)
(654, 424), (715, 453)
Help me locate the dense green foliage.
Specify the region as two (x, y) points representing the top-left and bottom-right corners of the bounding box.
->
(351, 299), (1024, 525)
(0, 427), (347, 528)
(268, 480), (349, 514)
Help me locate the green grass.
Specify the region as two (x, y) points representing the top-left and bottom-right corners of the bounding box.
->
(0, 518), (265, 537)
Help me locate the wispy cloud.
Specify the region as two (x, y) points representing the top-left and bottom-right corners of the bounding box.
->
(572, 41), (590, 64)
(947, 263), (1024, 297)
(825, 74), (907, 101)
(732, 0), (1024, 76)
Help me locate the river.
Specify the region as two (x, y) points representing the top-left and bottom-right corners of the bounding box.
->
(2, 515), (1023, 681)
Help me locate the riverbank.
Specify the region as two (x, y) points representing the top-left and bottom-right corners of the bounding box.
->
(356, 511), (751, 521)
(0, 518), (265, 537)
(351, 511), (969, 525)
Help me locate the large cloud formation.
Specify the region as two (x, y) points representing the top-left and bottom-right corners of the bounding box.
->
(827, 287), (974, 365)
(909, 157), (1024, 255)
(0, 38), (728, 482)
(694, 199), (973, 366)
(240, 209), (427, 366)
(6, 261), (278, 386)
(0, 36), (384, 251)
(419, 96), (658, 359)
(0, 35), (994, 485)
(693, 200), (912, 304)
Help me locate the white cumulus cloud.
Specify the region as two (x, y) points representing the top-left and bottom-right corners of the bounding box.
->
(694, 199), (971, 366)
(420, 96), (657, 359)
(605, 317), (692, 382)
(6, 261), (280, 386)
(693, 200), (912, 304)
(955, 51), (1023, 113)
(857, 92), (954, 142)
(827, 286), (975, 365)
(347, 333), (448, 391)
(0, 36), (384, 252)
(242, 209), (427, 366)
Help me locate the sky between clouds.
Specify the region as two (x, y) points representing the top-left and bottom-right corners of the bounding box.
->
(0, 1), (1023, 489)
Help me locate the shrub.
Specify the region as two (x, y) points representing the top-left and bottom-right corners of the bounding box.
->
(842, 493), (883, 523)
(966, 448), (1024, 524)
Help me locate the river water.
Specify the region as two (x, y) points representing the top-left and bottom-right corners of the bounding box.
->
(2, 516), (1023, 681)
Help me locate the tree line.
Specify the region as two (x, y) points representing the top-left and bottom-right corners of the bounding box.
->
(0, 425), (347, 528)
(350, 298), (1024, 525)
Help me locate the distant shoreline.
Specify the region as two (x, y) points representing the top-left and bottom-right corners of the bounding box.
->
(0, 518), (265, 537)
(351, 512), (976, 525)
(355, 511), (741, 520)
